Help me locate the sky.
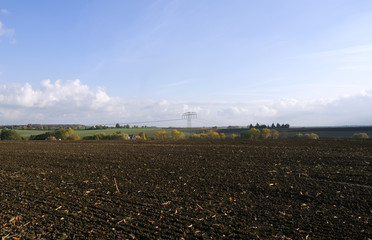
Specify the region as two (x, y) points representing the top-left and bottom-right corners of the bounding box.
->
(0, 0), (372, 127)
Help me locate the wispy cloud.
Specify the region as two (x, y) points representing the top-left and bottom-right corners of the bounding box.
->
(318, 44), (372, 72)
(0, 20), (15, 42)
(320, 44), (372, 57)
(163, 80), (191, 88)
(0, 9), (9, 14)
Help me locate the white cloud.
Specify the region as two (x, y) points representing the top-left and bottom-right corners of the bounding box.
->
(0, 9), (8, 14)
(0, 80), (371, 126)
(0, 80), (126, 124)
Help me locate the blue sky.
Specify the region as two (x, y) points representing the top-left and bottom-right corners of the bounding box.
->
(1, 0), (372, 126)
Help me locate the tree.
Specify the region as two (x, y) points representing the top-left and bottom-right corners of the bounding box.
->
(171, 129), (185, 140)
(241, 128), (260, 139)
(261, 128), (271, 139)
(115, 123), (121, 128)
(271, 129), (280, 139)
(155, 130), (167, 140)
(1, 128), (22, 140)
(29, 131), (54, 140)
(54, 128), (74, 140)
(139, 132), (147, 140)
(209, 131), (220, 139)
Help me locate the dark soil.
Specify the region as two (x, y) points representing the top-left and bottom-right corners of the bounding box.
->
(1, 139), (371, 239)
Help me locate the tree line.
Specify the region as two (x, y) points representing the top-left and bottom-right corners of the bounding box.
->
(0, 127), (369, 141)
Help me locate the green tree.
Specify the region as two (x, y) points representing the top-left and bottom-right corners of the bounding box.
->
(54, 128), (74, 140)
(115, 123), (121, 128)
(271, 129), (280, 139)
(241, 128), (260, 139)
(1, 128), (22, 140)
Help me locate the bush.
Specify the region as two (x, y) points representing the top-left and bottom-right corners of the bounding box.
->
(1, 128), (22, 140)
(192, 133), (208, 139)
(294, 133), (303, 139)
(83, 133), (129, 140)
(219, 133), (226, 140)
(304, 133), (319, 140)
(55, 128), (74, 140)
(29, 131), (55, 140)
(230, 133), (238, 139)
(352, 133), (369, 139)
(67, 135), (81, 141)
(294, 133), (319, 140)
(240, 128), (260, 139)
(155, 131), (168, 140)
(209, 131), (220, 139)
(271, 129), (280, 139)
(171, 130), (185, 140)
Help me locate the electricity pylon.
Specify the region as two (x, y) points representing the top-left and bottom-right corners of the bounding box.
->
(182, 112), (197, 138)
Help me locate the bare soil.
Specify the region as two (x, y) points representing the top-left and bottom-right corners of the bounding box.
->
(0, 139), (371, 239)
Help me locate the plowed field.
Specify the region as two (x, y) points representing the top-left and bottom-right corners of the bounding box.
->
(1, 140), (371, 239)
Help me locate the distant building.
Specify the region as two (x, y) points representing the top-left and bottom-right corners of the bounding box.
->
(129, 135), (141, 140)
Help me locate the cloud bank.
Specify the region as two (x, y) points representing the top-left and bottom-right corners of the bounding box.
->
(0, 80), (371, 126)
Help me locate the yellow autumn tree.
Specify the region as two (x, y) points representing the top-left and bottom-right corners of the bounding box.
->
(155, 130), (168, 140)
(219, 133), (226, 140)
(139, 132), (147, 140)
(171, 129), (185, 140)
(209, 131), (220, 139)
(240, 128), (261, 139)
(261, 128), (271, 139)
(67, 134), (81, 141)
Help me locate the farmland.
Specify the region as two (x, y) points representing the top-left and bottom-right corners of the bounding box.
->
(15, 128), (166, 139)
(0, 139), (371, 239)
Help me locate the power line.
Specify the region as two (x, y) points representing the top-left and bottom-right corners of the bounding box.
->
(100, 118), (184, 127)
(193, 118), (227, 127)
